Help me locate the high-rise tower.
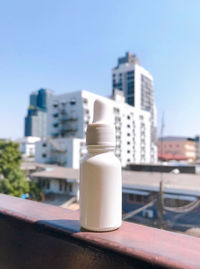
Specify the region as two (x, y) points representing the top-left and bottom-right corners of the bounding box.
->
(112, 52), (157, 162)
(24, 89), (54, 137)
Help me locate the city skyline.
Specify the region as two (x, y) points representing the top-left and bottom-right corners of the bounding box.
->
(1, 1), (200, 139)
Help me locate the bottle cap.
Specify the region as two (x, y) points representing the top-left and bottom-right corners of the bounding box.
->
(86, 99), (115, 146)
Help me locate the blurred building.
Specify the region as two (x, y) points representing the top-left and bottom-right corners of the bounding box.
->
(31, 166), (79, 197)
(158, 136), (196, 162)
(16, 136), (41, 161)
(195, 135), (200, 162)
(112, 52), (157, 162)
(35, 137), (86, 168)
(24, 88), (54, 137)
(36, 88), (157, 167)
(34, 53), (157, 168)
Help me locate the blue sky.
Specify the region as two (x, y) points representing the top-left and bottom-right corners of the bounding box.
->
(0, 0), (200, 139)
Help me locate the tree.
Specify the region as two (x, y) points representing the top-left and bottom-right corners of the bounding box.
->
(28, 181), (43, 201)
(0, 141), (42, 200)
(0, 141), (22, 178)
(0, 169), (29, 197)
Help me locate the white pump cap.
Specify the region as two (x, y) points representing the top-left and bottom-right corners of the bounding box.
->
(86, 99), (115, 146)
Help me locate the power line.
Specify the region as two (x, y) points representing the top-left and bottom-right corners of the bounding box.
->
(123, 200), (156, 220)
(164, 199), (200, 213)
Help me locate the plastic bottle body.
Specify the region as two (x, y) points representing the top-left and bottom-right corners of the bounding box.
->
(80, 147), (122, 231)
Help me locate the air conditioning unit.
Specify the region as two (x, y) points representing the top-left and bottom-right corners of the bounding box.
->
(142, 209), (154, 219)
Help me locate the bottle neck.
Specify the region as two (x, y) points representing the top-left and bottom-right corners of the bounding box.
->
(87, 145), (115, 154)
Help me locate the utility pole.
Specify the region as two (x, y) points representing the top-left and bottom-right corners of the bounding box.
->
(157, 112), (165, 228)
(160, 112), (165, 162)
(157, 180), (164, 228)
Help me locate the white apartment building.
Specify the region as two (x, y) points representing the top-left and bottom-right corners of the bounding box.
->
(35, 53), (157, 168)
(35, 88), (157, 167)
(16, 136), (41, 161)
(35, 137), (86, 169)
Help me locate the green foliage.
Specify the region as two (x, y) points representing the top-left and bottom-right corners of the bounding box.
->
(0, 170), (29, 197)
(0, 141), (22, 178)
(29, 105), (35, 110)
(28, 181), (43, 201)
(0, 141), (43, 200)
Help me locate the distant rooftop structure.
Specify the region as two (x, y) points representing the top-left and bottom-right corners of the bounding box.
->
(24, 88), (54, 137)
(158, 136), (195, 142)
(31, 166), (200, 196)
(31, 166), (79, 181)
(122, 170), (200, 196)
(116, 52), (141, 68)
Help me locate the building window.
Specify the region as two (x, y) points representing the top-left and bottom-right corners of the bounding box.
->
(127, 124), (130, 128)
(53, 103), (58, 108)
(128, 194), (134, 201)
(141, 74), (153, 112)
(70, 99), (76, 105)
(64, 182), (67, 192)
(42, 143), (47, 147)
(46, 181), (50, 189)
(127, 115), (130, 120)
(38, 179), (42, 189)
(67, 183), (72, 192)
(128, 194), (145, 204)
(114, 107), (120, 114)
(59, 182), (63, 191)
(53, 113), (59, 118)
(53, 133), (59, 138)
(136, 195), (143, 203)
(127, 133), (130, 137)
(127, 150), (130, 154)
(127, 96), (134, 106)
(83, 98), (88, 104)
(42, 153), (46, 158)
(127, 141), (130, 145)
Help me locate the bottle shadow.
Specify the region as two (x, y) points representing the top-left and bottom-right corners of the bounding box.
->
(35, 219), (114, 233)
(36, 219), (81, 233)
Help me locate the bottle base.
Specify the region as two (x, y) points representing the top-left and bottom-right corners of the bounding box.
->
(80, 223), (121, 232)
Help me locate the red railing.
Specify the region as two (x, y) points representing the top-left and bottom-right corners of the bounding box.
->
(0, 193), (200, 269)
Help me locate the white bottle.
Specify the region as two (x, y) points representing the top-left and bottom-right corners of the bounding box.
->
(80, 99), (122, 231)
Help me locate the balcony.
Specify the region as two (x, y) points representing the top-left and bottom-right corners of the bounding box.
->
(0, 193), (200, 269)
(60, 128), (78, 136)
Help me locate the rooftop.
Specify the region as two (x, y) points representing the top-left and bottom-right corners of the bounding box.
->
(158, 136), (195, 142)
(31, 166), (79, 181)
(117, 52), (141, 66)
(30, 165), (200, 196)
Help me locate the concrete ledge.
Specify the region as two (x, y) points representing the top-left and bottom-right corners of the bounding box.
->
(0, 194), (200, 269)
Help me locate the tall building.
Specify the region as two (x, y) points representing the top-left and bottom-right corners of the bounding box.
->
(35, 53), (157, 168)
(112, 52), (157, 162)
(24, 89), (54, 137)
(36, 89), (157, 167)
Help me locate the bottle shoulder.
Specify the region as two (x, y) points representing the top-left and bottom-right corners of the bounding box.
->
(81, 152), (121, 168)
